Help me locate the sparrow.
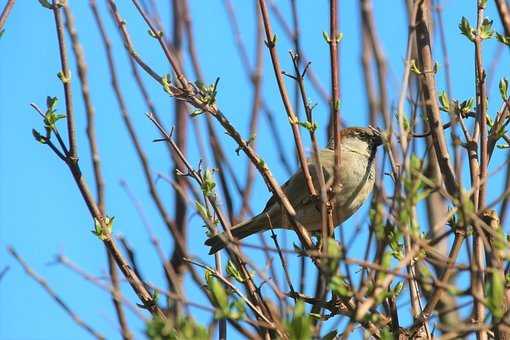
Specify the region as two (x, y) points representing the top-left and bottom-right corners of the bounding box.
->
(205, 127), (382, 254)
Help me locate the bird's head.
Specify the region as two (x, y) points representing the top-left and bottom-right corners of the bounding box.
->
(328, 126), (383, 155)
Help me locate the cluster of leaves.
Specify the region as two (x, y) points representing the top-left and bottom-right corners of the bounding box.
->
(190, 78), (220, 116)
(146, 315), (209, 340)
(32, 96), (66, 144)
(91, 216), (114, 241)
(205, 270), (245, 320)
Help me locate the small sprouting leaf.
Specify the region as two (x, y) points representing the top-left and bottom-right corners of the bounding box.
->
(322, 31), (330, 43)
(336, 32), (343, 42)
(194, 201), (210, 222)
(206, 275), (229, 316)
(479, 18), (494, 40)
(409, 59), (421, 75)
(496, 32), (510, 46)
(487, 271), (505, 319)
(226, 260), (245, 283)
(286, 300), (312, 340)
(190, 109), (203, 117)
(32, 129), (47, 144)
(329, 275), (352, 297)
(326, 237), (342, 273)
(459, 16), (475, 42)
(57, 70), (71, 83)
(439, 90), (450, 112)
(459, 98), (475, 115)
(91, 216), (114, 240)
(38, 0), (54, 9)
(201, 169), (216, 197)
(46, 96), (58, 111)
(499, 78), (508, 101)
(391, 281), (404, 298)
(147, 29), (163, 38)
(297, 120), (317, 133)
(162, 74), (173, 95)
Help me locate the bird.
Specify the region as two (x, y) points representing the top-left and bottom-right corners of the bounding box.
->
(205, 126), (383, 254)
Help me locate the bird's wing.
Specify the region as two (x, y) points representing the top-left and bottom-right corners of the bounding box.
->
(262, 152), (334, 213)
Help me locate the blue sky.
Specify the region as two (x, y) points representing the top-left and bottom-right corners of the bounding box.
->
(1, 1), (509, 339)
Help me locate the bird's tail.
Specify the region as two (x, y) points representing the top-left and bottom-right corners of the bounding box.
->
(205, 214), (268, 254)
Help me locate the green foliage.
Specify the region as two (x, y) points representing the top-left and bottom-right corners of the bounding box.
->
(226, 260), (249, 284)
(38, 0), (63, 9)
(37, 96), (66, 140)
(201, 169), (216, 197)
(380, 327), (395, 340)
(286, 300), (312, 340)
(326, 237), (342, 273)
(499, 78), (509, 101)
(146, 316), (209, 340)
(57, 70), (71, 83)
(265, 33), (278, 48)
(297, 120), (317, 133)
(329, 275), (352, 297)
(478, 18), (494, 40)
(162, 74), (174, 95)
(487, 270), (506, 320)
(459, 17), (475, 42)
(91, 216), (114, 240)
(439, 90), (450, 112)
(195, 78), (220, 106)
(205, 271), (245, 320)
(148, 29), (163, 39)
(496, 32), (510, 46)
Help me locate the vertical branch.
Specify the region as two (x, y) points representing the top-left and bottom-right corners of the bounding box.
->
(169, 0), (188, 317)
(62, 5), (132, 339)
(52, 1), (77, 161)
(328, 1), (341, 224)
(414, 0), (458, 197)
(257, 0), (317, 198)
(473, 2), (488, 338)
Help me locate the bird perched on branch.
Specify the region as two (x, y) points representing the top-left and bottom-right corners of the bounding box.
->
(205, 126), (383, 254)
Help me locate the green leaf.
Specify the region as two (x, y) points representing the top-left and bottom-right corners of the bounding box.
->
(226, 260), (245, 283)
(439, 90), (450, 112)
(459, 98), (475, 114)
(391, 281), (404, 298)
(322, 31), (330, 43)
(409, 59), (421, 75)
(32, 129), (47, 144)
(459, 16), (475, 42)
(479, 18), (494, 40)
(162, 74), (173, 95)
(91, 216), (114, 241)
(499, 78), (509, 101)
(286, 300), (312, 340)
(380, 327), (395, 340)
(496, 32), (510, 46)
(206, 275), (229, 316)
(487, 271), (505, 319)
(201, 169), (216, 197)
(329, 275), (352, 297)
(38, 0), (54, 9)
(326, 237), (342, 273)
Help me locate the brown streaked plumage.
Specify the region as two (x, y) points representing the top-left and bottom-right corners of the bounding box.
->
(205, 127), (382, 254)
